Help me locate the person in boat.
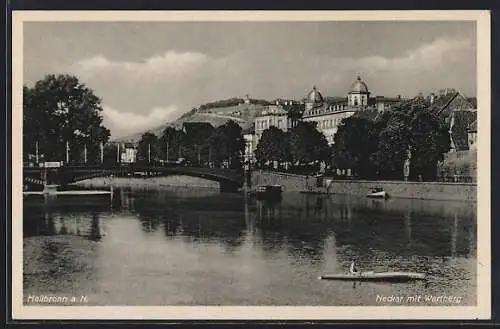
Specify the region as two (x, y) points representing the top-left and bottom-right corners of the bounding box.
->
(349, 260), (359, 275)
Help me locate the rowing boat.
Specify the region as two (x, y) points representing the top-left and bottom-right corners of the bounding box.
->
(367, 187), (389, 199)
(318, 271), (426, 282)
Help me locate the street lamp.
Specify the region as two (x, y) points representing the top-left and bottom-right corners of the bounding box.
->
(403, 145), (412, 182)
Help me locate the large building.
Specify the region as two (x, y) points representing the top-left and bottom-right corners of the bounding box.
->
(301, 76), (404, 145)
(242, 124), (256, 165)
(248, 76), (405, 152)
(254, 104), (293, 141)
(242, 103), (294, 164)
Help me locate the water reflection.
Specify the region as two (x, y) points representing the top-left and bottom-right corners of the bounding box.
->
(24, 205), (106, 242)
(111, 189), (476, 261)
(23, 187), (477, 306)
(24, 190), (476, 260)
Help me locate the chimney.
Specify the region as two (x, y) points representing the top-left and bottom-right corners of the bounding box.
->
(398, 94), (401, 100)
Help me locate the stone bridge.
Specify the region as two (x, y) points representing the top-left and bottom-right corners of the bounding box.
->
(23, 164), (246, 192)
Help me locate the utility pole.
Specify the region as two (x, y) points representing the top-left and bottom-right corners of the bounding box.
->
(403, 145), (411, 182)
(166, 142), (169, 162)
(197, 145), (201, 165)
(100, 142), (104, 164)
(43, 165), (48, 191)
(148, 143), (151, 163)
(209, 146), (212, 168)
(35, 140), (39, 164)
(66, 141), (70, 164)
(117, 143), (120, 163)
(84, 144), (87, 164)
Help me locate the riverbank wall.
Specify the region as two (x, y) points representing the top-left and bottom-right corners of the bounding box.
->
(251, 170), (476, 202)
(72, 176), (220, 190)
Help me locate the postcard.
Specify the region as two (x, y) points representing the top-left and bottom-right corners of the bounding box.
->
(12, 10), (491, 320)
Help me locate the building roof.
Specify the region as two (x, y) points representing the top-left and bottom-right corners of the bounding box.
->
(430, 92), (476, 117)
(349, 76), (369, 94)
(373, 96), (403, 102)
(122, 142), (136, 148)
(306, 85), (324, 103)
(468, 120), (477, 132)
(467, 97), (477, 108)
(324, 96), (348, 104)
(448, 110), (477, 151)
(256, 105), (288, 117)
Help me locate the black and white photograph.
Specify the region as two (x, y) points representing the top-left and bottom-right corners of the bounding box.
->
(12, 11), (490, 320)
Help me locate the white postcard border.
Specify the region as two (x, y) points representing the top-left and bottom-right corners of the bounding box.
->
(11, 10), (491, 320)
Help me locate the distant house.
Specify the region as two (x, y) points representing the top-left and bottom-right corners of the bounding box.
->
(430, 91), (477, 152)
(431, 90), (477, 183)
(468, 120), (477, 150)
(242, 123), (256, 164)
(120, 143), (137, 163)
(254, 105), (292, 143)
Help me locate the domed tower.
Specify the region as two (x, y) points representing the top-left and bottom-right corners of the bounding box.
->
(305, 85), (324, 111)
(348, 76), (370, 107)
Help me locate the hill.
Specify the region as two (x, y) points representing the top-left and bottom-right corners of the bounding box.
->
(115, 99), (271, 142)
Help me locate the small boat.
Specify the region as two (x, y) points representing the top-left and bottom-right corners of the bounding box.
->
(366, 187), (388, 199)
(255, 184), (282, 200)
(318, 271), (426, 282)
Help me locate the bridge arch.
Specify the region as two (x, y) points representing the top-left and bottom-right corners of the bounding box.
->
(23, 165), (244, 192)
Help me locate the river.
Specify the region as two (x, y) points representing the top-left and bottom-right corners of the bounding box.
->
(23, 183), (477, 306)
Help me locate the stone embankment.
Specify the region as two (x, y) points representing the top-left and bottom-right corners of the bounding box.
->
(251, 170), (477, 202)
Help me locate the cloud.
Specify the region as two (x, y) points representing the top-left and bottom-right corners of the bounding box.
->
(102, 105), (178, 138)
(311, 36), (475, 96)
(74, 50), (210, 78)
(65, 36), (474, 138)
(357, 37), (472, 71)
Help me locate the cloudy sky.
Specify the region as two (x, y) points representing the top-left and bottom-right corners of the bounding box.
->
(23, 21), (476, 138)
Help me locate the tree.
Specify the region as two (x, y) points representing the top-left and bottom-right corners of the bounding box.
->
(182, 122), (215, 164)
(137, 132), (159, 163)
(23, 74), (110, 163)
(254, 126), (290, 168)
(102, 143), (118, 165)
(371, 98), (450, 180)
(332, 116), (385, 178)
(407, 109), (450, 180)
(171, 129), (186, 160)
(159, 126), (179, 162)
(283, 103), (305, 128)
(208, 120), (245, 168)
(288, 121), (330, 165)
